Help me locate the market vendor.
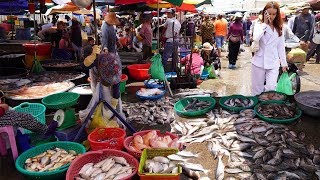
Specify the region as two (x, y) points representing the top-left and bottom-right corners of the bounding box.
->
(38, 21), (65, 48)
(0, 103), (57, 136)
(201, 42), (222, 76)
(180, 47), (204, 75)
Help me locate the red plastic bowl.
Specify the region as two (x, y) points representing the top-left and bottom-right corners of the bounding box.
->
(127, 64), (151, 81)
(66, 149), (139, 180)
(123, 130), (181, 159)
(88, 128), (126, 151)
(121, 74), (128, 82)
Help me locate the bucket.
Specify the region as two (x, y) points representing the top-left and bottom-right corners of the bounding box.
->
(23, 42), (52, 69)
(120, 74), (128, 94)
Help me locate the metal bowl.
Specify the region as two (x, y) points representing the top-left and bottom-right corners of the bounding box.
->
(294, 91), (320, 117)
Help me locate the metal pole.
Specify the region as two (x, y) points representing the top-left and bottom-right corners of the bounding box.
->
(157, 0), (160, 51)
(92, 0), (98, 43)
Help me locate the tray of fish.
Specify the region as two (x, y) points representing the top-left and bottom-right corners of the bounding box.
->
(66, 149), (139, 180)
(219, 95), (258, 112)
(258, 91), (287, 102)
(170, 109), (320, 179)
(174, 96), (216, 117)
(255, 100), (302, 123)
(138, 148), (182, 178)
(239, 109), (256, 118)
(15, 142), (86, 180)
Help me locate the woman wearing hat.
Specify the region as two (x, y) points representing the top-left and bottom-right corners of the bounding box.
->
(226, 12), (244, 69)
(251, 1), (288, 96)
(101, 12), (122, 54)
(201, 42), (221, 74)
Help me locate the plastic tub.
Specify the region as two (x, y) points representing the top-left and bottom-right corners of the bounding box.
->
(23, 42), (52, 69)
(15, 141), (86, 180)
(138, 148), (181, 180)
(174, 96), (216, 117)
(14, 102), (46, 134)
(120, 74), (128, 94)
(127, 64), (151, 81)
(219, 95), (259, 112)
(66, 149), (138, 180)
(88, 128), (126, 151)
(123, 130), (180, 159)
(136, 90), (166, 101)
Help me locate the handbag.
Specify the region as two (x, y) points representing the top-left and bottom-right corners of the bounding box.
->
(229, 34), (240, 43)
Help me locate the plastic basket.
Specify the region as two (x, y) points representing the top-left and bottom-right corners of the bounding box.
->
(15, 141), (86, 180)
(123, 130), (180, 159)
(88, 128), (126, 151)
(219, 95), (259, 112)
(254, 100), (302, 124)
(257, 91), (287, 102)
(136, 90), (166, 101)
(174, 96), (216, 117)
(138, 148), (182, 180)
(66, 149), (139, 180)
(14, 102), (46, 134)
(42, 92), (80, 109)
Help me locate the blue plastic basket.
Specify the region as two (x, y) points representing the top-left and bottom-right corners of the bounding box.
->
(14, 102), (46, 134)
(136, 90), (166, 101)
(165, 72), (177, 80)
(144, 79), (165, 89)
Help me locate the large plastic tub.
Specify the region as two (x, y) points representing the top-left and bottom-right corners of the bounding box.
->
(23, 42), (52, 69)
(127, 64), (151, 81)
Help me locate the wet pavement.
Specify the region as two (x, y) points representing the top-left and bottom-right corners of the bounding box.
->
(1, 47), (320, 179)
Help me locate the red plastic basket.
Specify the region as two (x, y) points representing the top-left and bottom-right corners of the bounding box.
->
(88, 128), (126, 151)
(123, 130), (180, 159)
(66, 149), (138, 180)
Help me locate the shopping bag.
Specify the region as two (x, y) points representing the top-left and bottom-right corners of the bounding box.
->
(276, 72), (294, 95)
(148, 54), (166, 81)
(205, 65), (218, 79)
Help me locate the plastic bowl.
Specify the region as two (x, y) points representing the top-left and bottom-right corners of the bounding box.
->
(66, 149), (139, 180)
(257, 91), (287, 102)
(219, 95), (259, 112)
(127, 64), (151, 81)
(15, 141), (86, 180)
(123, 130), (180, 159)
(254, 100), (302, 124)
(174, 96), (216, 117)
(136, 89), (166, 101)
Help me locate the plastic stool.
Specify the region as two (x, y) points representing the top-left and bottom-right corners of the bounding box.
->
(0, 126), (18, 161)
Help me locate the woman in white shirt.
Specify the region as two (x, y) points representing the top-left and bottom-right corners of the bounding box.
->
(251, 1), (288, 95)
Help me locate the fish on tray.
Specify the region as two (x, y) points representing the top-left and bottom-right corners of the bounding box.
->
(144, 156), (179, 174)
(137, 88), (163, 97)
(183, 98), (212, 112)
(24, 147), (80, 172)
(76, 156), (134, 180)
(257, 103), (298, 119)
(224, 98), (254, 108)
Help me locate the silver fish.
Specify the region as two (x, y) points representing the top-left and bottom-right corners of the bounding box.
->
(176, 151), (199, 157)
(216, 153), (225, 180)
(153, 156), (170, 164)
(167, 154), (187, 162)
(225, 168), (243, 174)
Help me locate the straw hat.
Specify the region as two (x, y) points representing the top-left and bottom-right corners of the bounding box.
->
(202, 42), (213, 51)
(301, 3), (311, 10)
(105, 12), (120, 25)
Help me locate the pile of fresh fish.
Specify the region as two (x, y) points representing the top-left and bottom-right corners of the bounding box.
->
(223, 97), (254, 108)
(144, 156), (179, 174)
(123, 98), (176, 125)
(258, 91), (285, 101)
(239, 109), (255, 118)
(123, 89), (214, 125)
(257, 103), (298, 119)
(127, 130), (180, 152)
(184, 98), (212, 112)
(76, 157), (134, 180)
(24, 147), (79, 172)
(137, 88), (164, 96)
(171, 109), (320, 179)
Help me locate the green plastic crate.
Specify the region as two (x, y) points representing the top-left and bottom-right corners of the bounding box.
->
(219, 95), (258, 112)
(174, 96), (216, 117)
(254, 100), (302, 124)
(138, 148), (182, 179)
(15, 141), (86, 180)
(14, 102), (46, 134)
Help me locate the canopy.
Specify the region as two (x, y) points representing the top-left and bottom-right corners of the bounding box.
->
(45, 3), (80, 15)
(0, 0), (27, 15)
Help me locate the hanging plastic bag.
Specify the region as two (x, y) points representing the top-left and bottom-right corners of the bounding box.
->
(276, 72), (294, 95)
(148, 54), (166, 81)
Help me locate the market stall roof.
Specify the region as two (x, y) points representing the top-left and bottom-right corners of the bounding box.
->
(0, 0), (27, 15)
(45, 3), (80, 15)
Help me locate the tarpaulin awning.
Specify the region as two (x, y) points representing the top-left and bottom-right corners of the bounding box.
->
(0, 0), (27, 15)
(115, 0), (183, 6)
(45, 3), (80, 15)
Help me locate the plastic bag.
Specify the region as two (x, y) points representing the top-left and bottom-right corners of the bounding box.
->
(149, 54), (166, 81)
(205, 65), (218, 79)
(276, 72), (294, 95)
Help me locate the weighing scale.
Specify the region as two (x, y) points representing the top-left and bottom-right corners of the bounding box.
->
(42, 92), (80, 131)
